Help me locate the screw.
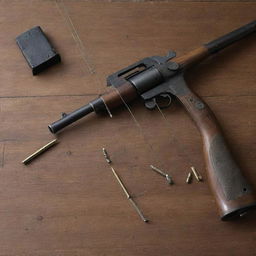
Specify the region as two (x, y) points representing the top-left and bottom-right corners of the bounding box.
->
(150, 165), (174, 185)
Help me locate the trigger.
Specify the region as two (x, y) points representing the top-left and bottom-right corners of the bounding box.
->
(155, 93), (172, 109)
(144, 98), (157, 110)
(144, 94), (172, 110)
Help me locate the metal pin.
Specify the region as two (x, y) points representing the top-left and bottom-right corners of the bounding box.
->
(191, 166), (203, 182)
(186, 171), (192, 184)
(129, 198), (148, 222)
(110, 167), (130, 199)
(22, 139), (58, 165)
(101, 98), (113, 118)
(150, 165), (174, 185)
(102, 148), (112, 164)
(110, 167), (148, 223)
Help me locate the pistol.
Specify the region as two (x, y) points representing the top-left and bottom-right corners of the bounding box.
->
(49, 21), (256, 220)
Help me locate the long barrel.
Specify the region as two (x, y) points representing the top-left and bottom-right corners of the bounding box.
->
(48, 20), (256, 134)
(174, 20), (256, 68)
(205, 20), (256, 54)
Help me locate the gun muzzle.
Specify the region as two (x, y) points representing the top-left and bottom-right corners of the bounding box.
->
(48, 102), (94, 133)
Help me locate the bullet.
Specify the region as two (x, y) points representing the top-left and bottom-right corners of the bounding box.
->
(22, 139), (58, 165)
(191, 166), (203, 182)
(186, 171), (192, 184)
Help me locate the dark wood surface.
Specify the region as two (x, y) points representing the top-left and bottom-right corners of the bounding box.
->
(0, 1), (255, 255)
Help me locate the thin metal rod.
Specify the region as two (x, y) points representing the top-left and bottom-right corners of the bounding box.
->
(101, 98), (113, 118)
(110, 167), (148, 223)
(110, 167), (130, 199)
(150, 165), (166, 177)
(129, 198), (148, 223)
(22, 139), (58, 165)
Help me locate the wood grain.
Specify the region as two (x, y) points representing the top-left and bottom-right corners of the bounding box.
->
(0, 1), (255, 256)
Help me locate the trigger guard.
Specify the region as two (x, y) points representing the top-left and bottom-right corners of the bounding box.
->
(155, 93), (172, 109)
(144, 93), (172, 110)
(144, 98), (157, 110)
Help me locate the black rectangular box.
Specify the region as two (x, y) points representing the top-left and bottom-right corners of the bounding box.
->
(16, 26), (61, 75)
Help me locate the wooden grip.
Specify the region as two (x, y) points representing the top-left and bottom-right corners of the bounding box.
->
(177, 87), (256, 220)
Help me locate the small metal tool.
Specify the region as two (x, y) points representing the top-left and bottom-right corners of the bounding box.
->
(102, 147), (112, 164)
(191, 166), (203, 182)
(110, 167), (148, 223)
(150, 165), (174, 185)
(22, 139), (58, 165)
(186, 171), (192, 184)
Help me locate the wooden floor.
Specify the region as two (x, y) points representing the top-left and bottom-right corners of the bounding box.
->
(0, 1), (255, 255)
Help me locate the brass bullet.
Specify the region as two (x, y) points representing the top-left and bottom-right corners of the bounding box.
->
(191, 166), (203, 182)
(186, 171), (192, 184)
(22, 139), (58, 165)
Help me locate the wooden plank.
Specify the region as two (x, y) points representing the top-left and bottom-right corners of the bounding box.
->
(0, 1), (255, 256)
